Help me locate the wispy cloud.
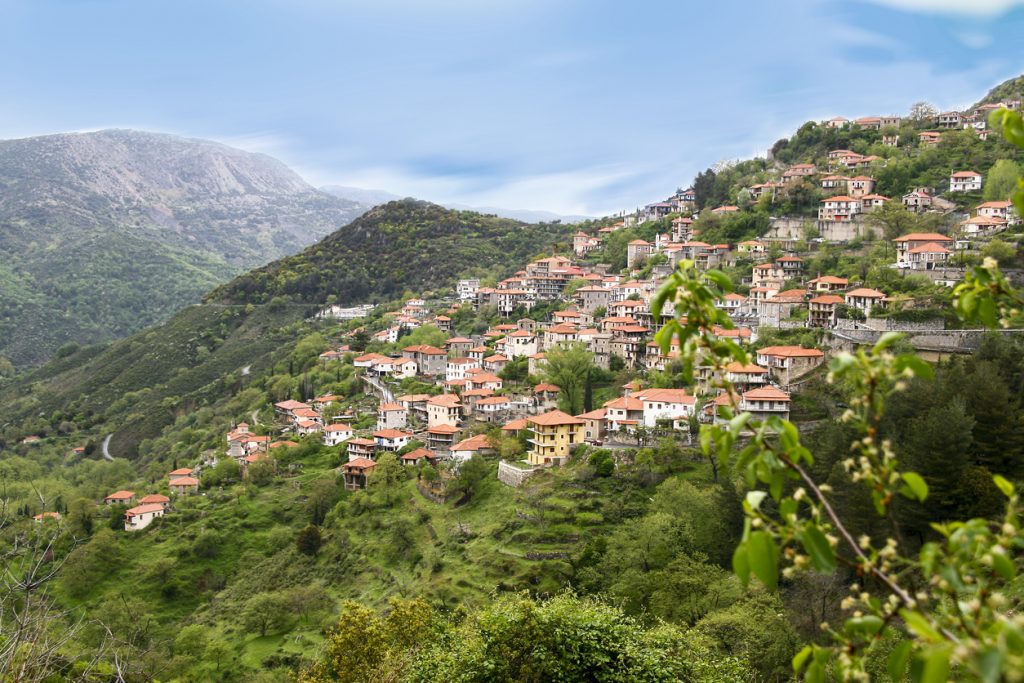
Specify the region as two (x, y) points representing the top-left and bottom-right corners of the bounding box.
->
(854, 0), (1024, 17)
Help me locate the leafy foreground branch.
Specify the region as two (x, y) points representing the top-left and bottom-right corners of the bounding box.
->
(652, 256), (1023, 681)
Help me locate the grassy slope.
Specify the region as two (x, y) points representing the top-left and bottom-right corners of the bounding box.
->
(60, 446), (702, 672)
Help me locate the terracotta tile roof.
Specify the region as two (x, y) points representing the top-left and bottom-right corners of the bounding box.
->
(634, 388), (696, 404)
(104, 490), (135, 501)
(743, 386), (791, 401)
(345, 458), (377, 470)
(373, 429), (413, 440)
(169, 477), (199, 486)
(401, 448), (433, 461)
(502, 418), (530, 431)
(725, 362), (770, 373)
(126, 503), (166, 516)
(427, 424), (460, 434)
(139, 494), (170, 504)
(324, 423), (353, 432)
(845, 288), (886, 298)
(757, 345), (825, 358)
(452, 434), (493, 452)
(604, 396), (644, 411)
(894, 232), (952, 243)
(528, 410), (585, 427)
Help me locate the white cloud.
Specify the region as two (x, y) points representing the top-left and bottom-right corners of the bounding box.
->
(857, 0), (1024, 17)
(321, 164), (644, 217)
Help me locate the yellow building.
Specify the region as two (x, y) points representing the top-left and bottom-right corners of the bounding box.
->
(527, 410), (584, 466)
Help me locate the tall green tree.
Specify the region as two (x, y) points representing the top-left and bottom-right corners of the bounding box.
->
(541, 342), (595, 415)
(983, 159), (1023, 201)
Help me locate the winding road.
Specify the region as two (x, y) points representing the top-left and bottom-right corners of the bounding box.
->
(101, 433), (114, 461)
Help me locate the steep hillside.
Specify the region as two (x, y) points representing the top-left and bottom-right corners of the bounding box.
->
(211, 199), (570, 304)
(0, 130), (369, 368)
(0, 200), (572, 457)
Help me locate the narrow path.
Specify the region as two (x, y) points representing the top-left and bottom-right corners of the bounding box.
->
(363, 373), (394, 402)
(101, 433), (114, 461)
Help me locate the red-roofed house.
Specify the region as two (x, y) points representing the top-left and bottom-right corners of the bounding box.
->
(756, 346), (826, 386)
(808, 294), (844, 328)
(124, 503), (166, 531)
(950, 171), (982, 193)
(323, 423), (354, 447)
(169, 477), (200, 495)
(634, 388), (696, 427)
(104, 490), (136, 506)
(894, 233), (953, 263)
(844, 288), (887, 317)
(373, 429), (413, 452)
(377, 403), (409, 431)
(450, 434), (495, 462)
(342, 458), (376, 491)
(740, 386), (791, 422)
(527, 410), (584, 466)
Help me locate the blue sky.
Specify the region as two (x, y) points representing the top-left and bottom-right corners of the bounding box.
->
(2, 0), (1023, 216)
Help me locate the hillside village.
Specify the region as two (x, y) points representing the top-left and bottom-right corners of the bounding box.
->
(25, 93), (1024, 522)
(9, 87), (1024, 683)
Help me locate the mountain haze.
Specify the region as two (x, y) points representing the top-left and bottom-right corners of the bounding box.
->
(0, 130), (370, 368)
(321, 184), (593, 223)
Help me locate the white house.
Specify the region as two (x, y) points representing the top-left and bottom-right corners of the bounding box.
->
(949, 171), (983, 193)
(446, 358), (480, 382)
(844, 288), (887, 316)
(634, 388), (696, 428)
(322, 423), (354, 447)
(373, 429), (413, 452)
(124, 503), (166, 531)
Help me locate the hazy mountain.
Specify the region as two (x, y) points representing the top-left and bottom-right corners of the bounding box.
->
(319, 184), (403, 207)
(0, 129), (371, 368)
(321, 185), (593, 223)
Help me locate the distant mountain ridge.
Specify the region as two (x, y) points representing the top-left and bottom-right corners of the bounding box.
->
(0, 129), (371, 368)
(320, 184), (593, 223)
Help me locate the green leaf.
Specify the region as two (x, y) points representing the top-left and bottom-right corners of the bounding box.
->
(792, 645), (813, 674)
(747, 530), (779, 591)
(991, 552), (1015, 581)
(921, 645), (950, 683)
(974, 648), (1003, 683)
(900, 472), (929, 502)
(899, 609), (941, 642)
(978, 296), (997, 328)
(895, 354), (933, 381)
(732, 542), (750, 586)
(888, 640), (912, 682)
(800, 525), (837, 572)
(846, 615), (884, 637)
(805, 661), (825, 683)
(993, 474), (1015, 498)
(873, 331), (904, 353)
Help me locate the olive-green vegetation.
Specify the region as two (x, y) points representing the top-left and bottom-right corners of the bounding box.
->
(0, 130), (369, 369)
(212, 199), (571, 305)
(0, 200), (571, 459)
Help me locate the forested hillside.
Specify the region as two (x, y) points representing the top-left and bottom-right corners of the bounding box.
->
(0, 200), (572, 459)
(0, 130), (369, 368)
(211, 199), (571, 305)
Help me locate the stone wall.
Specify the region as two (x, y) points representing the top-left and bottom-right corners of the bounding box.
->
(498, 460), (537, 487)
(766, 217), (811, 240)
(864, 317), (945, 332)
